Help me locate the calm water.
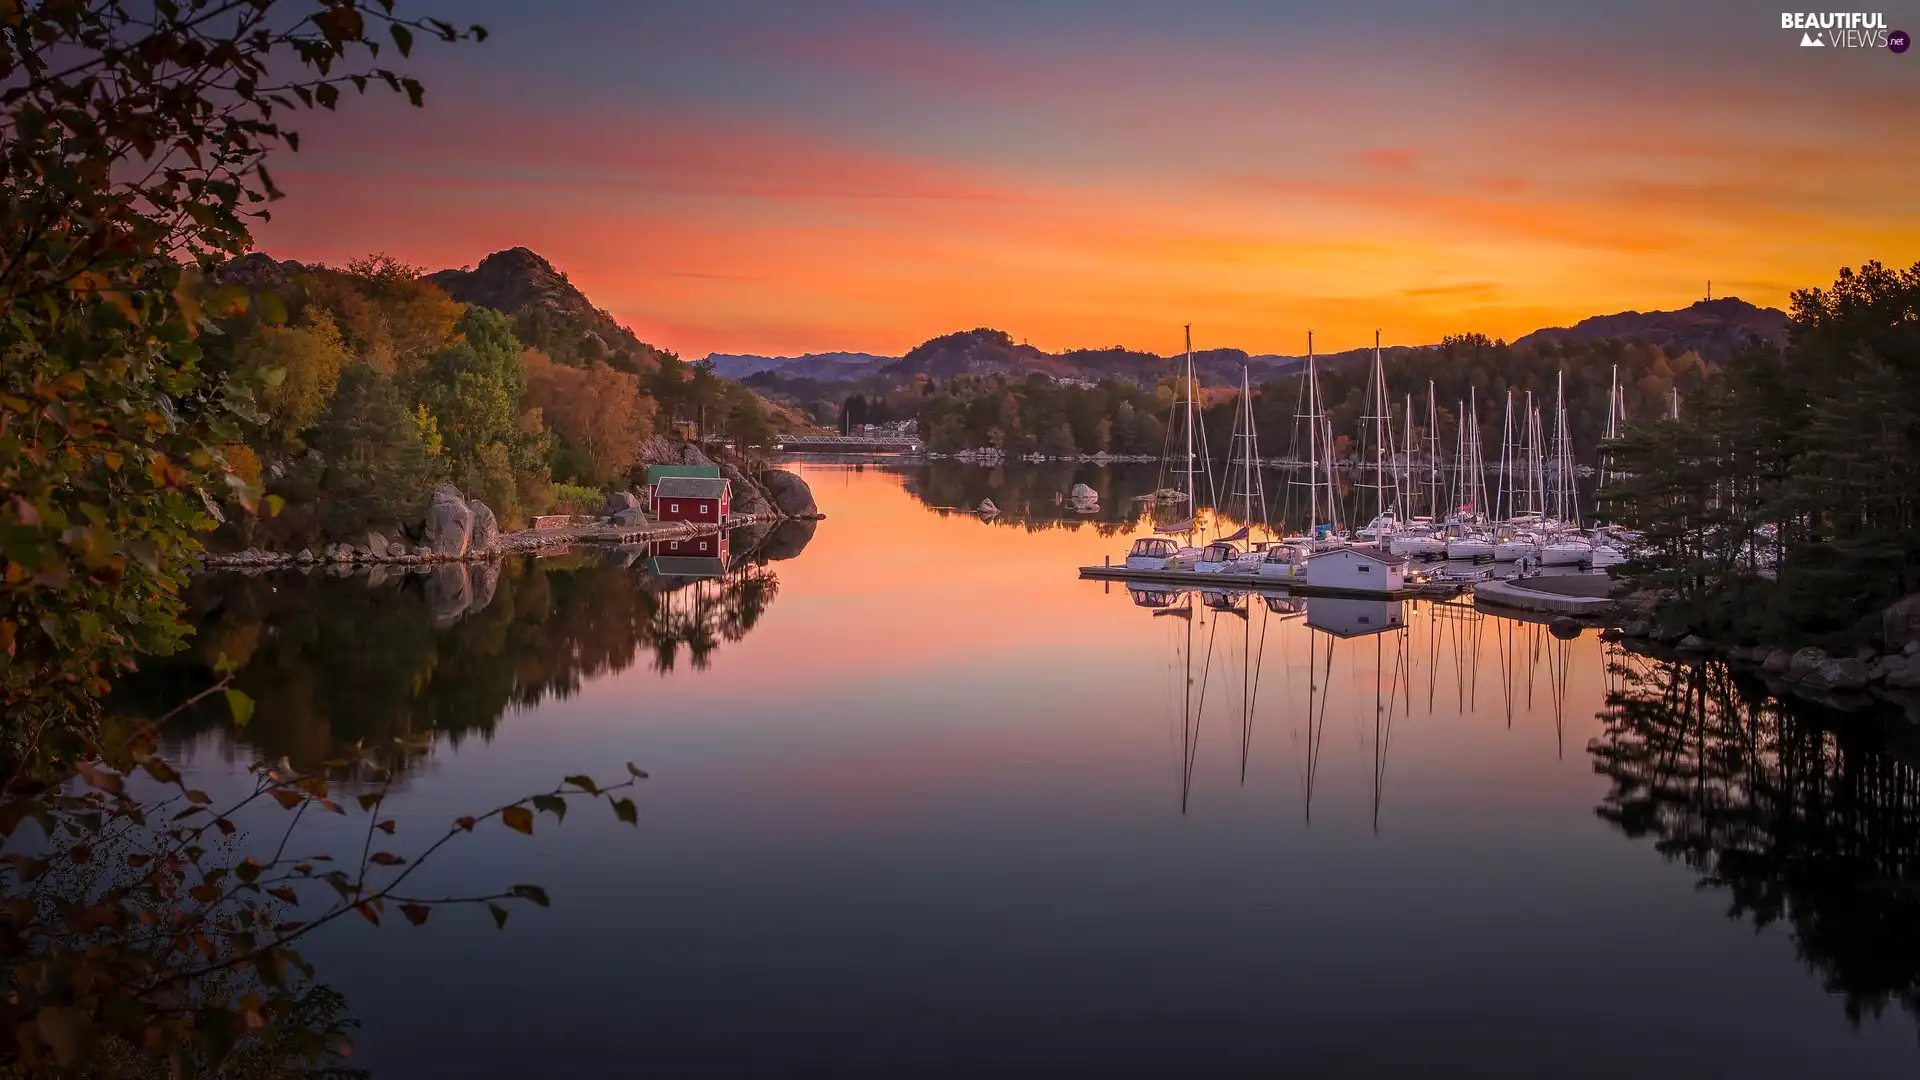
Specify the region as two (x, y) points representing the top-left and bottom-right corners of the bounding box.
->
(130, 463), (1920, 1078)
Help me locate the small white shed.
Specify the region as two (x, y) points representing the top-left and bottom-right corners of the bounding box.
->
(1303, 546), (1406, 593)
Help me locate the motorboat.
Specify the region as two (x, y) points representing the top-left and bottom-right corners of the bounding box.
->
(1588, 543), (1627, 568)
(1356, 511), (1400, 541)
(1125, 537), (1182, 570)
(1192, 541), (1244, 574)
(1389, 530), (1447, 557)
(1255, 543), (1308, 579)
(1128, 584), (1182, 608)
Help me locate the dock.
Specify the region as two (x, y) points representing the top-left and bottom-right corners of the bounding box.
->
(1076, 564), (1465, 600)
(1472, 575), (1617, 616)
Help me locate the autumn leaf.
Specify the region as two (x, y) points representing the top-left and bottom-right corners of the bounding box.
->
(501, 806), (533, 834)
(400, 903), (430, 926)
(510, 884), (549, 907)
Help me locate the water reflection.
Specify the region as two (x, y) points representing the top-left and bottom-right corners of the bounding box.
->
(116, 524), (811, 767)
(1594, 653), (1920, 1030)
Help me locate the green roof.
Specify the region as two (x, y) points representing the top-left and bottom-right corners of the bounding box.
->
(646, 464), (722, 486)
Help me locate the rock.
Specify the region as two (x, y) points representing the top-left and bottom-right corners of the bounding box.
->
(978, 498), (999, 516)
(364, 530), (390, 558)
(1550, 616), (1582, 640)
(1677, 634), (1707, 650)
(295, 548), (315, 565)
(387, 542), (407, 557)
(1883, 593), (1920, 653)
(1787, 646), (1828, 681)
(760, 469), (818, 518)
(468, 562), (500, 617)
(1599, 626), (1623, 641)
(1761, 648), (1791, 674)
(612, 507), (648, 527)
(601, 490), (642, 517)
(1886, 654), (1920, 690)
(1800, 657), (1870, 693)
(1909, 640), (1920, 656)
(423, 484), (473, 557)
(720, 464), (773, 518)
(1622, 619), (1652, 638)
(1069, 483), (1097, 501)
(413, 544), (432, 559)
(1870, 654), (1901, 682)
(365, 565), (393, 589)
(467, 499), (499, 554)
(1856, 644), (1879, 663)
(1653, 625), (1686, 645)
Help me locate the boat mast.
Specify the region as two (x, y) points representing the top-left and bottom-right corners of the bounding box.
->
(1496, 390), (1513, 522)
(1306, 332), (1320, 531)
(1427, 382), (1440, 520)
(1184, 324), (1196, 525)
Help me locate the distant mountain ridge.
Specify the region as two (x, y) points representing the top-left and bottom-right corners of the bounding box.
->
(718, 297), (1787, 387)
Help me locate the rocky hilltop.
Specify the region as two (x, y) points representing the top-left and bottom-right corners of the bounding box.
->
(1512, 297), (1789, 359)
(427, 247), (674, 371)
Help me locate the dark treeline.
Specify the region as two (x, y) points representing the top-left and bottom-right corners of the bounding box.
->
(1594, 652), (1920, 1027)
(1601, 262), (1920, 649)
(768, 334), (1709, 464)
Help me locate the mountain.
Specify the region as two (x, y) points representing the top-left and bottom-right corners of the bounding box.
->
(706, 351), (895, 380)
(1512, 297), (1788, 359)
(426, 248), (673, 372)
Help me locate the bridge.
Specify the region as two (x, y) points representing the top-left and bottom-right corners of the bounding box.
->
(772, 434), (924, 454)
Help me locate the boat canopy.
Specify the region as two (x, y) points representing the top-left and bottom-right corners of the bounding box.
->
(1130, 537), (1178, 557)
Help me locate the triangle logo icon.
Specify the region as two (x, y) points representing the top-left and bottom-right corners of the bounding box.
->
(1801, 31), (1824, 45)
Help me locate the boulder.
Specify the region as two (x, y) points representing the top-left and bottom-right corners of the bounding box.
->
(467, 499), (499, 554)
(295, 548), (315, 565)
(1886, 654), (1920, 691)
(1069, 483), (1097, 501)
(1908, 640), (1920, 656)
(1870, 654), (1902, 683)
(1652, 625), (1686, 645)
(364, 530), (390, 558)
(387, 542), (408, 557)
(1800, 657), (1870, 693)
(1622, 619), (1652, 638)
(601, 490), (642, 518)
(761, 469), (818, 518)
(1550, 617), (1583, 640)
(1883, 592), (1920, 652)
(978, 498), (999, 516)
(1677, 634), (1707, 650)
(423, 484), (473, 557)
(1787, 646), (1828, 681)
(611, 507), (649, 528)
(1761, 648), (1791, 674)
(413, 544), (432, 559)
(720, 464), (773, 518)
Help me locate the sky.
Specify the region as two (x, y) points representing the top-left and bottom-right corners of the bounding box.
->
(255, 0), (1920, 359)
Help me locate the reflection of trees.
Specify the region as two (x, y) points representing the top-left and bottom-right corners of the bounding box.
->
(1592, 654), (1920, 1028)
(115, 532), (798, 768)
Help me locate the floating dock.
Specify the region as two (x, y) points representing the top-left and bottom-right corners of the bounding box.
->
(1076, 564), (1465, 600)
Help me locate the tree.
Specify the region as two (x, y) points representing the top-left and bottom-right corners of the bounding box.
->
(306, 255), (463, 380)
(0, 0), (485, 773)
(312, 365), (436, 536)
(234, 312), (350, 449)
(522, 350), (654, 487)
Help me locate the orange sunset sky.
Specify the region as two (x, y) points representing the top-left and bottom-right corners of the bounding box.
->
(255, 0), (1920, 359)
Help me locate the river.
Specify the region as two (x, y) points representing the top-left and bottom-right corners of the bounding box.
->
(124, 462), (1920, 1077)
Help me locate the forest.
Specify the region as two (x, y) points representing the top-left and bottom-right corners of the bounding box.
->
(207, 254), (776, 548)
(1600, 260), (1920, 650)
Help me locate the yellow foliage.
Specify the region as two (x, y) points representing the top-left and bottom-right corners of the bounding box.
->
(234, 312), (348, 446)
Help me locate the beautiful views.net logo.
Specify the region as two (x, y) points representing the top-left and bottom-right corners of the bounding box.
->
(1781, 11), (1909, 49)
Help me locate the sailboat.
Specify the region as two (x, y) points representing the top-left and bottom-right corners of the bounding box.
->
(1281, 331), (1343, 551)
(1444, 392), (1496, 560)
(1125, 325), (1213, 570)
(1538, 371), (1592, 566)
(1389, 384), (1449, 557)
(1354, 331), (1403, 544)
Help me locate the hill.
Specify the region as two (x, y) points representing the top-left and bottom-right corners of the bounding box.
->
(707, 351), (894, 380)
(1512, 297), (1788, 359)
(714, 298), (1787, 392)
(426, 248), (674, 373)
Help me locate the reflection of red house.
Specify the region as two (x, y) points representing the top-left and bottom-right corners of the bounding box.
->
(650, 476), (730, 524)
(648, 533), (729, 579)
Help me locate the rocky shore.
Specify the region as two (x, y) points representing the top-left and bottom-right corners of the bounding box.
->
(1602, 592), (1920, 711)
(196, 461), (822, 574)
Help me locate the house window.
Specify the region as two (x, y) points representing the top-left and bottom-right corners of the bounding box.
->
(670, 503), (680, 513)
(1358, 564), (1371, 573)
(1359, 615), (1371, 624)
(670, 541), (680, 551)
(700, 503), (710, 514)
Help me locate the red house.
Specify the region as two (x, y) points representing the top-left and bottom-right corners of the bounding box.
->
(651, 475), (731, 524)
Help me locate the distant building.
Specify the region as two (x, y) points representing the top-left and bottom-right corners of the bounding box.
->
(1302, 546), (1407, 593)
(651, 475), (730, 524)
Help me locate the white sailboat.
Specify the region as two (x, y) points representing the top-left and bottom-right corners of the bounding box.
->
(1127, 325), (1213, 569)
